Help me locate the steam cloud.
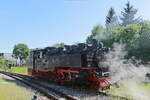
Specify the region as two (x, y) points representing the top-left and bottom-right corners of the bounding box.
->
(94, 29), (113, 41)
(100, 43), (150, 100)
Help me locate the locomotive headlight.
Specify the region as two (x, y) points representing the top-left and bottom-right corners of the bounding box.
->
(75, 74), (79, 78)
(71, 73), (79, 78)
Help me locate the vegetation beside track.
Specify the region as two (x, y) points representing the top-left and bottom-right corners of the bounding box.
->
(0, 74), (33, 100)
(0, 67), (28, 74)
(110, 83), (150, 98)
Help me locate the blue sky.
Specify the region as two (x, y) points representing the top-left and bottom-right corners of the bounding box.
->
(0, 0), (149, 53)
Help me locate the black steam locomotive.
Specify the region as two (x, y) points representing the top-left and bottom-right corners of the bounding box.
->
(28, 39), (115, 91)
(28, 39), (109, 72)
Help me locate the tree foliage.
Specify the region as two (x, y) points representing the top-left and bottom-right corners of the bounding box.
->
(86, 22), (150, 61)
(131, 21), (150, 61)
(106, 7), (118, 27)
(86, 25), (103, 44)
(120, 1), (140, 26)
(52, 43), (65, 47)
(119, 24), (141, 45)
(86, 1), (150, 62)
(13, 44), (29, 65)
(0, 57), (5, 67)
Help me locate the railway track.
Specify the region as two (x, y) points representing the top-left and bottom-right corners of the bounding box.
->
(0, 71), (131, 100)
(0, 71), (77, 100)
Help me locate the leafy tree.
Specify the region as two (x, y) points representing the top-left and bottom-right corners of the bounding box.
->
(137, 31), (150, 61)
(106, 7), (118, 27)
(131, 21), (150, 61)
(0, 53), (4, 57)
(120, 1), (140, 26)
(86, 35), (94, 44)
(0, 57), (5, 67)
(86, 25), (103, 44)
(13, 44), (29, 66)
(139, 20), (150, 35)
(29, 48), (35, 52)
(117, 24), (141, 58)
(52, 43), (65, 47)
(119, 24), (141, 45)
(101, 25), (122, 48)
(85, 2), (150, 62)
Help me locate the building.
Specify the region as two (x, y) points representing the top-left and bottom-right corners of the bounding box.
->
(0, 53), (20, 65)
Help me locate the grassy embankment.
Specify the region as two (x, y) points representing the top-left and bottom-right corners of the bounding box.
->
(0, 67), (28, 74)
(0, 73), (34, 100)
(110, 83), (150, 98)
(110, 64), (150, 98)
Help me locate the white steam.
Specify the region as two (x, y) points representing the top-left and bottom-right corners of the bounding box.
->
(94, 29), (113, 41)
(100, 43), (150, 100)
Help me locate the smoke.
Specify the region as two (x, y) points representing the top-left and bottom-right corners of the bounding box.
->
(100, 43), (150, 100)
(94, 29), (113, 41)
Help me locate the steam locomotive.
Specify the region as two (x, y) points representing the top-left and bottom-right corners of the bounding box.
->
(28, 39), (117, 91)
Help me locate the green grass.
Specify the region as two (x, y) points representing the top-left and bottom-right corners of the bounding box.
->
(0, 84), (33, 100)
(140, 83), (150, 92)
(110, 82), (150, 98)
(0, 75), (34, 100)
(0, 67), (28, 74)
(0, 77), (5, 82)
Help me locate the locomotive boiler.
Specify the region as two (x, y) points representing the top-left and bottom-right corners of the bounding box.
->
(28, 39), (117, 91)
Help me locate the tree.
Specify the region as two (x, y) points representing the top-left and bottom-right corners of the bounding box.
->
(13, 44), (29, 66)
(137, 31), (150, 61)
(86, 25), (103, 44)
(85, 2), (150, 62)
(119, 24), (141, 45)
(132, 20), (150, 61)
(114, 24), (142, 60)
(106, 7), (118, 27)
(52, 43), (65, 47)
(120, 1), (140, 26)
(101, 25), (122, 48)
(0, 57), (5, 67)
